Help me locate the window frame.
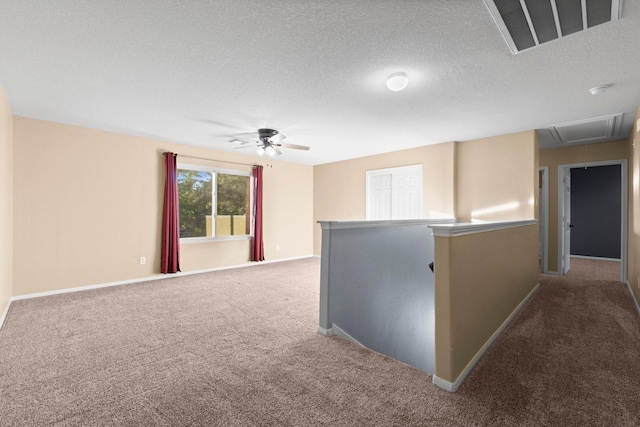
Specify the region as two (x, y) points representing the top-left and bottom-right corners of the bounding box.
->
(177, 163), (253, 243)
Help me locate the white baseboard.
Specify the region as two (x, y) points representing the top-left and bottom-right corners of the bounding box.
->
(432, 375), (457, 392)
(570, 255), (621, 262)
(625, 281), (640, 316)
(316, 323), (367, 349)
(432, 282), (541, 393)
(11, 255), (316, 302)
(317, 326), (332, 336)
(0, 299), (10, 330)
(330, 324), (365, 348)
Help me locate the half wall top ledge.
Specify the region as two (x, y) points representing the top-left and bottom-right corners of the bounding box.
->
(429, 219), (537, 237)
(317, 219), (536, 234)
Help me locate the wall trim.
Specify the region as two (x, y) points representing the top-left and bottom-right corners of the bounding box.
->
(318, 218), (455, 230)
(570, 255), (621, 262)
(0, 300), (10, 330)
(429, 219), (536, 237)
(432, 282), (540, 392)
(11, 255), (315, 302)
(432, 375), (456, 392)
(330, 323), (366, 347)
(316, 326), (332, 336)
(626, 281), (640, 316)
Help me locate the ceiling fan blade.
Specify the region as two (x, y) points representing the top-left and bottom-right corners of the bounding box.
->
(230, 132), (259, 137)
(233, 145), (256, 150)
(228, 137), (255, 145)
(279, 142), (310, 151)
(269, 133), (286, 143)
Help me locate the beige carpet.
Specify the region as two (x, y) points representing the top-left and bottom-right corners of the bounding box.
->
(1, 257), (639, 426)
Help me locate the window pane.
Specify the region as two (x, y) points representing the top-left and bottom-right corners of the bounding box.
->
(217, 174), (250, 236)
(178, 169), (213, 238)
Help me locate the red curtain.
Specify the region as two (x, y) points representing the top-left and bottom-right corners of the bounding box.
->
(251, 165), (265, 261)
(161, 152), (181, 273)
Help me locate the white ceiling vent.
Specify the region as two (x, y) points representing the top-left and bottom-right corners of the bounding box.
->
(549, 113), (624, 145)
(484, 0), (622, 54)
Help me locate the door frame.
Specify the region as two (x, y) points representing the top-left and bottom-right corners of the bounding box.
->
(557, 159), (627, 281)
(561, 167), (572, 274)
(539, 166), (549, 273)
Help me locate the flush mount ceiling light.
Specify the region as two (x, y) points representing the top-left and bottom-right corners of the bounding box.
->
(386, 72), (409, 91)
(589, 84), (612, 95)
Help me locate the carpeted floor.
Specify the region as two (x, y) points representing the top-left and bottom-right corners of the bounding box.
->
(1, 256), (639, 426)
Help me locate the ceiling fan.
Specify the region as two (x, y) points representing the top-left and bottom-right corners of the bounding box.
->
(228, 128), (310, 157)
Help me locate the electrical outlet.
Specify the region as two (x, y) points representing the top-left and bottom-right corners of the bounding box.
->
(140, 256), (146, 265)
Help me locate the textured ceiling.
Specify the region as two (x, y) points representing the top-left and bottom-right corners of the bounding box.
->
(1, 1), (639, 165)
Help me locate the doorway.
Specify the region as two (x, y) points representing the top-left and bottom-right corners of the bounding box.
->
(558, 159), (627, 282)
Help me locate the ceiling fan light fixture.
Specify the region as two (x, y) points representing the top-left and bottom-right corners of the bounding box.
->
(265, 145), (278, 157)
(229, 128), (308, 156)
(386, 72), (408, 91)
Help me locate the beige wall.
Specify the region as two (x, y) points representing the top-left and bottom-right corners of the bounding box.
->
(539, 139), (629, 273)
(456, 131), (538, 222)
(313, 131), (538, 253)
(0, 87), (12, 319)
(12, 117), (313, 296)
(313, 142), (456, 254)
(628, 106), (640, 305)
(434, 224), (539, 383)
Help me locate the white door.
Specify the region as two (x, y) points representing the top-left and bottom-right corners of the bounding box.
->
(366, 165), (423, 220)
(369, 173), (392, 220)
(562, 168), (571, 274)
(393, 168), (421, 219)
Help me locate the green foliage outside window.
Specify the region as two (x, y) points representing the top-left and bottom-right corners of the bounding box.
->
(217, 174), (249, 216)
(178, 170), (212, 238)
(177, 168), (250, 238)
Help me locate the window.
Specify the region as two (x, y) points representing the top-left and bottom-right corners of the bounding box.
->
(177, 164), (251, 240)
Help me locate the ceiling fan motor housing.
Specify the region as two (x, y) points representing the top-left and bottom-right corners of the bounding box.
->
(258, 128), (278, 143)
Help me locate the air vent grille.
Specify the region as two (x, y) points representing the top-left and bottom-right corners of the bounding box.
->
(485, 0), (621, 54)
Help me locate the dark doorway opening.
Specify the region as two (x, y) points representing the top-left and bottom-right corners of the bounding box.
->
(570, 164), (621, 259)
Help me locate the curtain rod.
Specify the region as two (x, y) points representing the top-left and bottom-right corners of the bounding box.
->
(176, 153), (256, 168)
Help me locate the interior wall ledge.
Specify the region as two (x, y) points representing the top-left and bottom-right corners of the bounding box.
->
(317, 218), (456, 230)
(429, 219), (536, 237)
